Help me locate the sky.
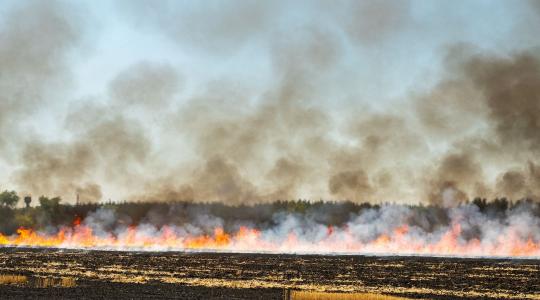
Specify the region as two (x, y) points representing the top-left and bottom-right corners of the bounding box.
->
(1, 0), (540, 205)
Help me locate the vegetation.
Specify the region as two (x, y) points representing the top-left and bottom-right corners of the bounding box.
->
(0, 190), (19, 208)
(0, 189), (538, 236)
(38, 196), (62, 213)
(289, 290), (410, 300)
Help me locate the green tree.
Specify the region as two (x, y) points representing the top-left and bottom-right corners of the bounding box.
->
(0, 190), (19, 208)
(39, 196), (61, 211)
(24, 196), (32, 208)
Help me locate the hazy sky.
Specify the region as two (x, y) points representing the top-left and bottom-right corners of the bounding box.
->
(1, 1), (540, 205)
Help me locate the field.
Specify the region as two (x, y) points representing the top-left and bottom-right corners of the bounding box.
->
(0, 247), (539, 299)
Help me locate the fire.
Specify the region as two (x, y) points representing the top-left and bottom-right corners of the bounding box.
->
(1, 220), (539, 257)
(73, 216), (82, 226)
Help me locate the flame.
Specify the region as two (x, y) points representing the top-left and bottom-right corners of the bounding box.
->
(1, 220), (539, 257)
(73, 216), (82, 226)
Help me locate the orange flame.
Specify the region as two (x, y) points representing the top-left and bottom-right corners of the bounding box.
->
(1, 221), (539, 257)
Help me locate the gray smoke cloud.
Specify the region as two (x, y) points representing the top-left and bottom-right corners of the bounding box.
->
(109, 62), (181, 108)
(416, 47), (540, 205)
(4, 200), (540, 256)
(137, 46), (540, 205)
(1, 1), (540, 206)
(0, 0), (79, 151)
(14, 112), (150, 203)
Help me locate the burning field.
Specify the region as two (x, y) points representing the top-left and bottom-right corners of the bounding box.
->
(1, 201), (540, 299)
(2, 0), (540, 298)
(1, 200), (540, 257)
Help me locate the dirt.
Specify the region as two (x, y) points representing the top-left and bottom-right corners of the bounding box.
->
(0, 247), (539, 299)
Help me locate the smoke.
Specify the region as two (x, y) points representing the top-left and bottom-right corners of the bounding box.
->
(425, 151), (483, 207)
(336, 0), (413, 44)
(119, 0), (279, 54)
(0, 0), (79, 151)
(465, 52), (540, 152)
(109, 62), (181, 108)
(119, 0), (414, 52)
(1, 1), (540, 206)
(328, 169), (373, 201)
(14, 112), (150, 203)
(2, 200), (540, 256)
(418, 48), (540, 205)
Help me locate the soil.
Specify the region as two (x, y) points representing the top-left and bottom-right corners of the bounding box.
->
(0, 247), (539, 299)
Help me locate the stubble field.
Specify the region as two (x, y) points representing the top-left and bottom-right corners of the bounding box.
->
(0, 247), (539, 299)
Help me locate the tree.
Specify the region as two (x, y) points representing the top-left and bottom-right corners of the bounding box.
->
(24, 196), (32, 208)
(472, 197), (487, 211)
(39, 196), (61, 211)
(0, 190), (19, 208)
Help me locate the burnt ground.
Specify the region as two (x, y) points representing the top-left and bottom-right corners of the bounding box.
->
(0, 247), (539, 299)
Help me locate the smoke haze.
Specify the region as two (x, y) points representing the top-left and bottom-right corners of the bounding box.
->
(1, 1), (540, 206)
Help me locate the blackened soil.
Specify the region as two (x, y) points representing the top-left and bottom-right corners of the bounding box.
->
(0, 281), (282, 300)
(0, 247), (539, 299)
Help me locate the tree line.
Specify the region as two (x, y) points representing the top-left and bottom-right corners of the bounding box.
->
(0, 189), (538, 236)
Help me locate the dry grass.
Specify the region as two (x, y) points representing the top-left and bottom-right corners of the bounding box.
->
(0, 274), (76, 288)
(0, 274), (28, 285)
(33, 277), (77, 288)
(288, 290), (411, 300)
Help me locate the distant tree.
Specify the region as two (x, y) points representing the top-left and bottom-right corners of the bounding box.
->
(472, 197), (487, 211)
(24, 196), (32, 208)
(14, 211), (36, 228)
(39, 196), (61, 211)
(0, 190), (19, 208)
(492, 197), (509, 212)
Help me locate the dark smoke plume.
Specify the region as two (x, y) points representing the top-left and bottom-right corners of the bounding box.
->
(1, 1), (540, 206)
